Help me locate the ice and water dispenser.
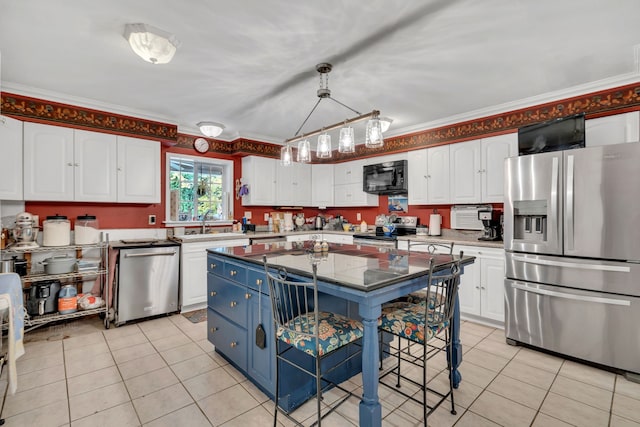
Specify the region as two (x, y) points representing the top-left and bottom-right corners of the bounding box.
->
(513, 200), (548, 243)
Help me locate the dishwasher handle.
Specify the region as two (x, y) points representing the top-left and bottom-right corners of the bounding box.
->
(124, 251), (177, 258)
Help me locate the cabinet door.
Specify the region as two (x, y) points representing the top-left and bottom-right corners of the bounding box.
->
(407, 149), (428, 205)
(276, 162), (295, 206)
(181, 243), (209, 312)
(426, 145), (450, 204)
(293, 163), (312, 206)
(247, 286), (276, 395)
(450, 140), (481, 204)
(311, 164), (334, 207)
(481, 133), (517, 203)
(74, 130), (117, 202)
(116, 136), (160, 203)
(334, 182), (377, 206)
(0, 116), (23, 200)
(334, 159), (364, 185)
(457, 258), (481, 317)
(585, 111), (640, 147)
(24, 122), (74, 201)
(242, 156), (276, 206)
(480, 256), (506, 322)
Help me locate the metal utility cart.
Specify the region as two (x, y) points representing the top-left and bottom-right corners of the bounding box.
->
(3, 234), (111, 331)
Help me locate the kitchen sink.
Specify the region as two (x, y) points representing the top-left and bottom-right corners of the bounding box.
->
(174, 232), (247, 241)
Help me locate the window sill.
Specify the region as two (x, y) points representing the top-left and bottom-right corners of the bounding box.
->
(163, 220), (233, 227)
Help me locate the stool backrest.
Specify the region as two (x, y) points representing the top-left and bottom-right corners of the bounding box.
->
(425, 250), (463, 328)
(407, 240), (455, 255)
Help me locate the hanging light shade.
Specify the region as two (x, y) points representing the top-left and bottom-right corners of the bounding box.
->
(123, 23), (181, 64)
(297, 139), (311, 163)
(338, 126), (355, 153)
(197, 121), (225, 138)
(365, 117), (384, 148)
(281, 145), (293, 166)
(379, 117), (393, 133)
(317, 133), (332, 158)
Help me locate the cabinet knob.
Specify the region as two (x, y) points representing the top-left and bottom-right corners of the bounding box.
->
(256, 279), (263, 286)
(477, 169), (482, 173)
(245, 293), (251, 299)
(230, 301), (237, 307)
(475, 286), (480, 289)
(481, 286), (486, 290)
(230, 341), (238, 348)
(67, 162), (73, 166)
(210, 327), (218, 333)
(423, 175), (428, 179)
(210, 263), (217, 269)
(427, 175), (431, 178)
(210, 291), (217, 297)
(230, 270), (237, 276)
(74, 163), (80, 167)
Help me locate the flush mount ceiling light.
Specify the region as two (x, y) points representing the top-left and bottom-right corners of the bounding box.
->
(282, 63), (390, 165)
(197, 121), (225, 138)
(124, 23), (181, 64)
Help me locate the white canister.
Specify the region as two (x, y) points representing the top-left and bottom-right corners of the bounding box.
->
(43, 214), (71, 246)
(75, 214), (100, 245)
(429, 214), (442, 236)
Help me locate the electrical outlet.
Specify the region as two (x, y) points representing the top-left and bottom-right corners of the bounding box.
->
(148, 214), (156, 225)
(357, 212), (361, 221)
(244, 211), (252, 220)
(264, 213), (270, 221)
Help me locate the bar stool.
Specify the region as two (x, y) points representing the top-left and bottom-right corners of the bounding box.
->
(262, 255), (363, 426)
(378, 253), (463, 425)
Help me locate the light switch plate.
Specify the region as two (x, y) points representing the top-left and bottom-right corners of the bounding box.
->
(264, 213), (269, 221)
(244, 211), (252, 220)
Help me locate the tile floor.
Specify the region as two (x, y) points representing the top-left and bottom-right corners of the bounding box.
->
(1, 315), (639, 426)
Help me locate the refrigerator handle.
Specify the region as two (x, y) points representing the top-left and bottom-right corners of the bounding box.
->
(566, 154), (575, 250)
(551, 156), (560, 245)
(511, 283), (631, 306)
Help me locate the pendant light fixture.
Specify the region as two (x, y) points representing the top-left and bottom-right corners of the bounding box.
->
(297, 139), (311, 163)
(281, 63), (389, 165)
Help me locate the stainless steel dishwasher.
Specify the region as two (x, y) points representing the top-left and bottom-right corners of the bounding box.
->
(113, 240), (180, 326)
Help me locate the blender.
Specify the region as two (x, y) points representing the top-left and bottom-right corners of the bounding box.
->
(12, 212), (39, 248)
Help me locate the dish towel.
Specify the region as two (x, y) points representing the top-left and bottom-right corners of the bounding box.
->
(0, 272), (25, 395)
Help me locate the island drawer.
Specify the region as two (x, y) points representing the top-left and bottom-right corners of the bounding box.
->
(224, 260), (247, 285)
(207, 308), (247, 371)
(207, 276), (249, 326)
(247, 268), (268, 293)
(208, 256), (224, 276)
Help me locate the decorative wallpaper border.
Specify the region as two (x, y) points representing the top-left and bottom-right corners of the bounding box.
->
(1, 92), (178, 142)
(4, 82), (640, 158)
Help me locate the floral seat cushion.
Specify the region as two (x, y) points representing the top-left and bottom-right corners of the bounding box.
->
(277, 311), (364, 357)
(378, 303), (447, 344)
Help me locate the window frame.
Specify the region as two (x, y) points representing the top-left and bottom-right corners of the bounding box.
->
(164, 152), (234, 226)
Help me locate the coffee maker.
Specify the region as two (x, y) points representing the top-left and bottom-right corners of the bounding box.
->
(478, 210), (503, 241)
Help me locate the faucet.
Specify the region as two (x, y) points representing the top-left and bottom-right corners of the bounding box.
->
(201, 209), (212, 233)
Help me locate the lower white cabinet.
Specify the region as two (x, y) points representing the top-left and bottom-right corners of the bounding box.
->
(180, 238), (249, 312)
(456, 245), (505, 324)
(322, 233), (353, 244)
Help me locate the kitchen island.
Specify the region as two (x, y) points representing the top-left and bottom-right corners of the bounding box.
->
(207, 242), (473, 427)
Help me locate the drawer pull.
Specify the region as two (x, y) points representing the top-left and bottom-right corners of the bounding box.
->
(256, 279), (263, 286)
(210, 263), (217, 269)
(230, 301), (237, 307)
(210, 291), (217, 297)
(245, 293), (251, 299)
(210, 327), (218, 333)
(230, 270), (237, 276)
(230, 341), (238, 348)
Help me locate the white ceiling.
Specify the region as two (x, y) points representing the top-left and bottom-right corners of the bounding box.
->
(1, 0), (640, 144)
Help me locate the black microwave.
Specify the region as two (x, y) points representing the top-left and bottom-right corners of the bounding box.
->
(363, 160), (408, 195)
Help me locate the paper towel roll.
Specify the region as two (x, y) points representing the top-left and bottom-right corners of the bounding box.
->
(429, 214), (441, 236)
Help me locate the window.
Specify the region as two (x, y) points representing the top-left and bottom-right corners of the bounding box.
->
(165, 153), (233, 224)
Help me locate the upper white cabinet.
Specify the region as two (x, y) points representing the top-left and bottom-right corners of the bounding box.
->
(585, 111), (640, 147)
(426, 145), (450, 204)
(407, 149), (428, 205)
(75, 130), (118, 202)
(311, 164), (334, 207)
(334, 159), (378, 207)
(0, 116), (24, 200)
(276, 162), (311, 206)
(116, 136), (160, 203)
(242, 156), (277, 206)
(24, 122), (75, 201)
(449, 134), (517, 204)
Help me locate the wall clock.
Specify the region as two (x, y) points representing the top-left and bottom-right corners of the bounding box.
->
(193, 137), (210, 153)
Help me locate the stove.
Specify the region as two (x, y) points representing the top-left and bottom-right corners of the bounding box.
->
(353, 215), (418, 247)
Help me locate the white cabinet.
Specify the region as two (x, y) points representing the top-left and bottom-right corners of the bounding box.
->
(456, 245), (505, 324)
(116, 136), (160, 203)
(426, 145), (450, 204)
(0, 116), (23, 200)
(181, 238), (249, 312)
(334, 159), (378, 207)
(242, 156), (277, 206)
(407, 149), (428, 205)
(311, 164), (334, 207)
(24, 122), (75, 200)
(449, 134), (517, 204)
(276, 162), (311, 206)
(585, 111), (640, 147)
(481, 134), (517, 203)
(322, 233), (353, 244)
(75, 130), (118, 202)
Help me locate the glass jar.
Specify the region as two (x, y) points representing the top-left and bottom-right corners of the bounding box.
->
(75, 214), (100, 245)
(42, 214), (70, 246)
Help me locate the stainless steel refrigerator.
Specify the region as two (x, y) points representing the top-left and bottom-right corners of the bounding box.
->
(504, 142), (640, 376)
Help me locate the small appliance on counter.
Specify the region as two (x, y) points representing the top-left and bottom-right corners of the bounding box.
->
(27, 280), (61, 316)
(294, 213), (306, 230)
(12, 212), (39, 249)
(314, 215), (326, 230)
(478, 210), (503, 241)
